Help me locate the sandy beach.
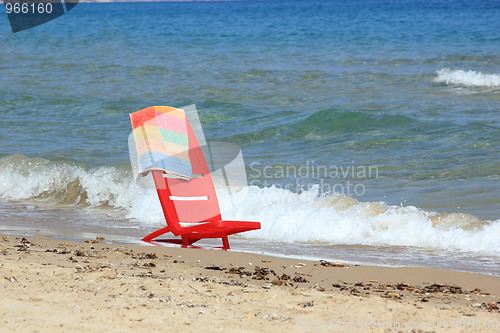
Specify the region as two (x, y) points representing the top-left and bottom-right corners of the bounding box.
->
(1, 234), (498, 332)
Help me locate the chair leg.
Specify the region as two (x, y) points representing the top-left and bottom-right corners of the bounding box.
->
(222, 235), (230, 250)
(142, 226), (172, 242)
(181, 235), (190, 248)
(180, 236), (202, 247)
(145, 228), (231, 250)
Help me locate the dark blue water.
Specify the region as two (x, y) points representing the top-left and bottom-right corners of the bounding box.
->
(0, 1), (499, 274)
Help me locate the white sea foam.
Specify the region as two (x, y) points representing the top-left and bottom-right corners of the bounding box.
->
(220, 185), (500, 256)
(0, 155), (175, 225)
(434, 68), (500, 87)
(0, 155), (136, 209)
(1, 155), (499, 256)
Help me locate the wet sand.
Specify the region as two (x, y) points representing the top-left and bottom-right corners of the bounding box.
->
(1, 234), (499, 332)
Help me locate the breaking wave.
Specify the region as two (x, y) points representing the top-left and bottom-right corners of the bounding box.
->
(0, 155), (499, 256)
(434, 68), (500, 88)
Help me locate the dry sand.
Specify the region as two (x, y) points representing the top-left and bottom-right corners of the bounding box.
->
(1, 234), (499, 332)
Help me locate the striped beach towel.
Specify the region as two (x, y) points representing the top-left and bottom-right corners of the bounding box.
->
(129, 106), (192, 180)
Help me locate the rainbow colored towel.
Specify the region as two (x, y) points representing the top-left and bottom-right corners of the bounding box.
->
(129, 106), (192, 180)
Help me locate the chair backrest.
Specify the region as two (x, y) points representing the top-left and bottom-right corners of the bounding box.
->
(152, 119), (222, 228)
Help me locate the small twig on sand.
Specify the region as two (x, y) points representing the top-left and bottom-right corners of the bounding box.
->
(188, 283), (203, 296)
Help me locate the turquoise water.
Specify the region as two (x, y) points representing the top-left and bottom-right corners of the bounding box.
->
(0, 1), (499, 274)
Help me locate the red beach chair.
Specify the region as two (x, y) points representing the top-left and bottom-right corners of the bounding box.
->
(132, 109), (260, 250)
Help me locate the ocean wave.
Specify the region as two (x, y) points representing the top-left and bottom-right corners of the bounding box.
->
(227, 109), (415, 144)
(0, 155), (498, 256)
(0, 154), (150, 215)
(223, 185), (499, 256)
(434, 68), (500, 88)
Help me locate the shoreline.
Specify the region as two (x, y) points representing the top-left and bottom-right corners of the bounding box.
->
(1, 223), (498, 278)
(1, 234), (498, 332)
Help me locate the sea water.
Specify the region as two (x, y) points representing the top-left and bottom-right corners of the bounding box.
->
(0, 0), (499, 275)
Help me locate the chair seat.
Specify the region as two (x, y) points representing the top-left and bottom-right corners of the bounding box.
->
(181, 220), (261, 236)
